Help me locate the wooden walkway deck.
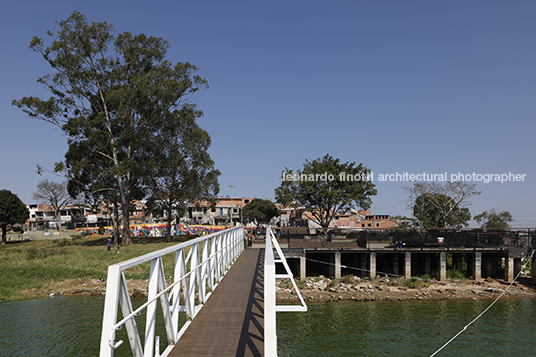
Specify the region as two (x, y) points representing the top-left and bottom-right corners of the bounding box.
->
(169, 248), (264, 357)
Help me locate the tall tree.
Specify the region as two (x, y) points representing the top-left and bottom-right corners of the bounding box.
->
(242, 198), (279, 229)
(474, 208), (513, 229)
(0, 190), (29, 245)
(413, 193), (471, 228)
(32, 180), (73, 230)
(13, 12), (209, 245)
(275, 154), (377, 229)
(406, 182), (480, 229)
(146, 105), (220, 241)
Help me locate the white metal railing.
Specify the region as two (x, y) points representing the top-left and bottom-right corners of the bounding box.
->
(99, 226), (244, 357)
(264, 227), (307, 357)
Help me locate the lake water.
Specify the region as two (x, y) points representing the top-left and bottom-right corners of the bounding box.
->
(0, 296), (535, 356)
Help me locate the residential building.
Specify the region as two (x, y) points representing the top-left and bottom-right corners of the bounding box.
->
(188, 197), (255, 226)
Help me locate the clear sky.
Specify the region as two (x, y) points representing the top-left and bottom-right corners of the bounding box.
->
(1, 0), (535, 227)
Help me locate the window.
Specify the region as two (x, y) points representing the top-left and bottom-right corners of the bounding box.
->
(211, 208), (216, 212)
(244, 200), (249, 204)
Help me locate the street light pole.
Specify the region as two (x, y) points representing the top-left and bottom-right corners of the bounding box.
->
(229, 185), (235, 226)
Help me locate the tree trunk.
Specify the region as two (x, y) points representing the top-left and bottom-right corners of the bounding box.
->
(112, 201), (120, 245)
(167, 212), (173, 242)
(121, 201), (132, 246)
(117, 176), (132, 246)
(1, 225), (6, 245)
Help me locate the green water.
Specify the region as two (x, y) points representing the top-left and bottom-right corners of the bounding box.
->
(277, 299), (536, 356)
(0, 297), (535, 356)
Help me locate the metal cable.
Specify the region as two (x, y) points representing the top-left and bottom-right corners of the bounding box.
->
(428, 249), (535, 356)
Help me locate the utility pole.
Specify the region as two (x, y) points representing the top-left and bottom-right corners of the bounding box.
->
(229, 185), (234, 226)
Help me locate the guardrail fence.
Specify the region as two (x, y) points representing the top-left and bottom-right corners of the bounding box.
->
(99, 226), (244, 357)
(264, 227), (307, 357)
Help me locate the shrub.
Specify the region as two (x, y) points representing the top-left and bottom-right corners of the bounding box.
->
(447, 269), (466, 280)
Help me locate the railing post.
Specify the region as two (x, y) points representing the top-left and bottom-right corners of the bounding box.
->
(100, 226), (245, 357)
(144, 258), (160, 357)
(200, 239), (209, 303)
(100, 266), (122, 357)
(209, 236), (216, 290)
(188, 244), (199, 319)
(264, 228), (277, 357)
(171, 249), (185, 337)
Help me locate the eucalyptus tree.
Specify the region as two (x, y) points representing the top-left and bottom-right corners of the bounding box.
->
(275, 154), (377, 229)
(145, 104), (220, 241)
(13, 12), (209, 245)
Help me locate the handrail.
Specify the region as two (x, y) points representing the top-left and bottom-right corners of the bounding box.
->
(99, 226), (245, 357)
(264, 227), (307, 357)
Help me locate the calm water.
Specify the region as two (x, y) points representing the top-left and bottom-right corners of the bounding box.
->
(278, 299), (536, 357)
(0, 297), (535, 356)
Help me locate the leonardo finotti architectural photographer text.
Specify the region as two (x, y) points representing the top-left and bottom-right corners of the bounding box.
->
(281, 171), (527, 184)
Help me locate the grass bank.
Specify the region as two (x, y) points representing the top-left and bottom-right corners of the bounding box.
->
(0, 234), (194, 302)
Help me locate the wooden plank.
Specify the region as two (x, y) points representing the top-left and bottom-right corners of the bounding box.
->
(169, 248), (264, 357)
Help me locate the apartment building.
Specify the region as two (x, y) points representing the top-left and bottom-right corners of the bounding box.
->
(188, 197), (255, 226)
(26, 204), (97, 230)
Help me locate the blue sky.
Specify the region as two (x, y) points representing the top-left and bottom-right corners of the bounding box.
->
(1, 1), (535, 227)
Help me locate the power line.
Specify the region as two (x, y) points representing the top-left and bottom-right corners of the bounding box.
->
(301, 257), (536, 297)
(428, 250), (535, 357)
(375, 197), (410, 211)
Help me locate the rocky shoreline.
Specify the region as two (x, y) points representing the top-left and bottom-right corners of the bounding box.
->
(32, 274), (536, 303)
(276, 275), (536, 302)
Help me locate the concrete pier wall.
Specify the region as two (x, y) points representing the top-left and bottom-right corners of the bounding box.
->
(281, 247), (526, 283)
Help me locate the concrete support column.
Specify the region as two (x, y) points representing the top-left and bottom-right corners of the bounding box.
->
(404, 251), (411, 278)
(474, 252), (482, 281)
(334, 251), (341, 279)
(299, 256), (306, 280)
(424, 254), (431, 275)
(514, 258), (522, 278)
(532, 255), (536, 283)
(369, 252), (376, 279)
(439, 252), (447, 281)
(393, 254), (399, 276)
(504, 256), (514, 282)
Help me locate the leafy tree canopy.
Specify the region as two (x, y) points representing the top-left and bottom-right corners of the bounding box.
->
(242, 199), (279, 228)
(474, 208), (513, 230)
(275, 154), (377, 229)
(414, 193), (471, 228)
(406, 181), (480, 229)
(145, 109), (220, 240)
(12, 11), (213, 245)
(0, 190), (29, 245)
